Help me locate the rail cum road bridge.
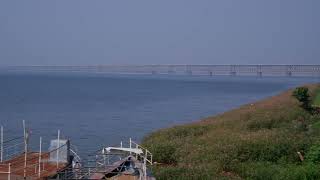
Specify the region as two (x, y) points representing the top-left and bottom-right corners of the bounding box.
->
(1, 65), (320, 77)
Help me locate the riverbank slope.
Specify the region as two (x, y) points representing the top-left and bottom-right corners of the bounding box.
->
(143, 84), (320, 179)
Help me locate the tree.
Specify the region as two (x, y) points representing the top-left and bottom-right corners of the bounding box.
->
(292, 87), (311, 111)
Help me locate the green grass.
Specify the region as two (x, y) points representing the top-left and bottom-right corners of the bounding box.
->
(312, 88), (320, 107)
(142, 84), (320, 179)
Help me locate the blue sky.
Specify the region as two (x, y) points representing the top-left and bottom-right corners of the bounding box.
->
(0, 0), (319, 65)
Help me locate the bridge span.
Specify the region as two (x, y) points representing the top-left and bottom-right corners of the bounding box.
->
(1, 65), (320, 77)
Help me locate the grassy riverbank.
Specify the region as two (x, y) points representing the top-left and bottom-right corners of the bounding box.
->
(313, 88), (320, 108)
(142, 84), (320, 180)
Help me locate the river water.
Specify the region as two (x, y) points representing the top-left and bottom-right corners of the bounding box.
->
(0, 72), (318, 156)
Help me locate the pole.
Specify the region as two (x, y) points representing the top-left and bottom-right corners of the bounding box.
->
(136, 144), (138, 159)
(23, 120), (27, 179)
(129, 138), (132, 155)
(8, 163), (11, 180)
(56, 130), (60, 168)
(144, 149), (147, 180)
(1, 126), (3, 162)
(38, 137), (42, 178)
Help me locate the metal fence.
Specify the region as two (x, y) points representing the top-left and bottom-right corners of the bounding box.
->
(0, 122), (80, 180)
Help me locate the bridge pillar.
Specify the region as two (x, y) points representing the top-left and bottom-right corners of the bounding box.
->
(168, 66), (175, 74)
(257, 71), (262, 77)
(286, 71), (292, 77)
(185, 65), (192, 75)
(230, 65), (236, 76)
(257, 65), (262, 77)
(286, 65), (293, 77)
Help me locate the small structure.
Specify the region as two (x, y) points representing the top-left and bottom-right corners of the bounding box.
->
(0, 122), (79, 180)
(58, 138), (155, 180)
(0, 122), (154, 179)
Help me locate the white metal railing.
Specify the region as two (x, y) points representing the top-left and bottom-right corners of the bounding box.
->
(0, 126), (25, 163)
(130, 139), (153, 165)
(2, 142), (24, 161)
(0, 163), (11, 180)
(70, 148), (81, 163)
(0, 124), (75, 179)
(54, 138), (153, 179)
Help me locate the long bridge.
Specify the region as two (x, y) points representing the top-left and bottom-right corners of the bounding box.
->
(1, 65), (320, 77)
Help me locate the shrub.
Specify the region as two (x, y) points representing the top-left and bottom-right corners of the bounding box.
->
(149, 142), (178, 164)
(235, 163), (320, 180)
(306, 142), (320, 163)
(151, 166), (188, 180)
(234, 162), (279, 180)
(143, 84), (320, 179)
(293, 87), (311, 111)
(151, 165), (218, 180)
(236, 141), (294, 163)
(247, 117), (279, 130)
(167, 125), (210, 139)
(278, 163), (320, 180)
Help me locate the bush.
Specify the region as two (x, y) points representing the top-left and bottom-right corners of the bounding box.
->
(149, 142), (178, 164)
(247, 117), (279, 130)
(151, 166), (188, 180)
(234, 162), (279, 180)
(278, 163), (320, 180)
(293, 87), (311, 111)
(306, 142), (320, 163)
(151, 165), (218, 180)
(236, 141), (295, 163)
(235, 162), (320, 180)
(167, 125), (210, 139)
(142, 84), (320, 179)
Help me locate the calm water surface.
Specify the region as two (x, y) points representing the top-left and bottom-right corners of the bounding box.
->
(0, 72), (319, 155)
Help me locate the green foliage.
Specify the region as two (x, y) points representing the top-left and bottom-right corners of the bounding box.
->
(306, 142), (320, 163)
(234, 162), (279, 180)
(237, 141), (295, 163)
(247, 117), (279, 130)
(311, 120), (320, 130)
(151, 166), (188, 180)
(293, 87), (311, 110)
(143, 84), (320, 179)
(312, 89), (320, 108)
(148, 142), (178, 164)
(150, 166), (217, 180)
(277, 163), (320, 180)
(234, 162), (320, 180)
(167, 125), (210, 138)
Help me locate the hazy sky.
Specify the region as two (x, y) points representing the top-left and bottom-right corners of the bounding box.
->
(0, 0), (319, 66)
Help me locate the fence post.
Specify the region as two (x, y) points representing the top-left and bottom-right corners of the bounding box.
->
(23, 120), (27, 179)
(144, 149), (147, 179)
(38, 137), (42, 178)
(8, 163), (11, 180)
(135, 144), (138, 159)
(57, 130), (60, 168)
(129, 138), (132, 155)
(1, 126), (3, 162)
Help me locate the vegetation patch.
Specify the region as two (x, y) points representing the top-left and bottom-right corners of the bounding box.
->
(143, 84), (320, 179)
(312, 88), (320, 108)
(305, 141), (320, 164)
